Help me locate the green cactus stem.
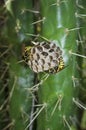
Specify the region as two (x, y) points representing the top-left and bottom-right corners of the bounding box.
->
(36, 0), (79, 130)
(1, 0), (35, 129)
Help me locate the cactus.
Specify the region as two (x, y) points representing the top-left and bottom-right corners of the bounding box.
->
(0, 1), (9, 129)
(36, 0), (79, 130)
(77, 0), (86, 129)
(0, 0), (86, 130)
(0, 0), (35, 130)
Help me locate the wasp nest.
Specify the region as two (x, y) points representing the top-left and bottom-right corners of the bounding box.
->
(23, 41), (64, 73)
